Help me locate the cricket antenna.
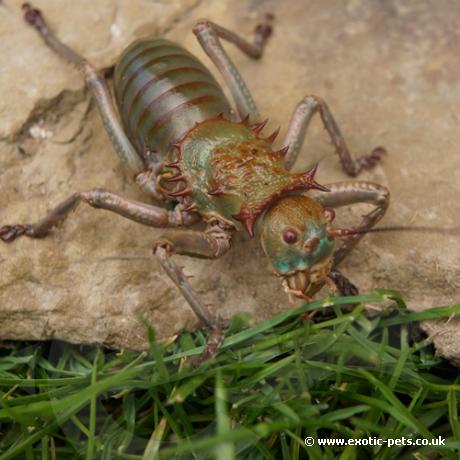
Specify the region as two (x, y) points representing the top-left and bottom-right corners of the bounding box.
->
(328, 226), (460, 238)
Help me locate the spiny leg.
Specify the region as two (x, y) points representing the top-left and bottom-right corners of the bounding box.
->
(0, 189), (196, 242)
(193, 14), (274, 122)
(22, 3), (148, 180)
(309, 181), (390, 266)
(154, 226), (232, 362)
(282, 95), (386, 174)
(328, 270), (359, 296)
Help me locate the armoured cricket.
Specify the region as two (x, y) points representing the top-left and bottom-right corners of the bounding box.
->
(1, 4), (389, 345)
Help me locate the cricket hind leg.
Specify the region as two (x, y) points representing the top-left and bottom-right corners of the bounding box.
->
(309, 180), (390, 267)
(21, 3), (166, 197)
(0, 189), (197, 243)
(282, 95), (386, 174)
(193, 14), (274, 122)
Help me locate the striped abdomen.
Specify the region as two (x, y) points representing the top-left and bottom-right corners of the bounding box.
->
(114, 38), (231, 155)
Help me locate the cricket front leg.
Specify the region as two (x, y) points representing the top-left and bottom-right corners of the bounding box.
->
(309, 181), (390, 266)
(282, 95), (386, 174)
(153, 226), (232, 362)
(0, 190), (197, 242)
(328, 269), (359, 296)
(154, 226), (232, 327)
(193, 14), (274, 121)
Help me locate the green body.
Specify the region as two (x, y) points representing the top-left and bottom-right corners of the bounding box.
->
(178, 119), (291, 229)
(114, 39), (336, 297)
(164, 118), (326, 236)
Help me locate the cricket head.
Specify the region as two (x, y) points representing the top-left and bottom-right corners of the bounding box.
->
(259, 195), (336, 300)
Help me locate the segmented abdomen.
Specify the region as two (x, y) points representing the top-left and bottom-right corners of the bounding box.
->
(114, 38), (231, 155)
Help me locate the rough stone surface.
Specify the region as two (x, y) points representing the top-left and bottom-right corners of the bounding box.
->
(0, 1), (459, 355)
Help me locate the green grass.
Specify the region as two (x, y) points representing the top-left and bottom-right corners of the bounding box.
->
(0, 289), (460, 459)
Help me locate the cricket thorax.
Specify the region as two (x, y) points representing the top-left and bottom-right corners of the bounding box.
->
(159, 117), (327, 235)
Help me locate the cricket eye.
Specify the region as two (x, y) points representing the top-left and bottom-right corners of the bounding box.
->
(282, 228), (298, 244)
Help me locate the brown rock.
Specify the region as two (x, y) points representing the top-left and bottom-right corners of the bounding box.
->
(0, 0), (459, 356)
